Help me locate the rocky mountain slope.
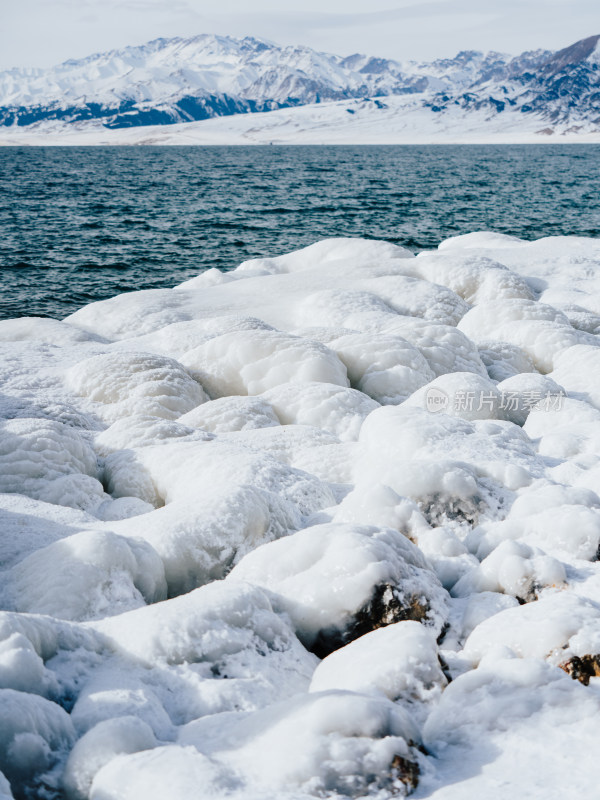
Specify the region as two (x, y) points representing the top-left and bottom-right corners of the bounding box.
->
(1, 33), (599, 133)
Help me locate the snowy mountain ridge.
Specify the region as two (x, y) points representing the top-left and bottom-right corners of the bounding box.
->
(1, 32), (599, 137)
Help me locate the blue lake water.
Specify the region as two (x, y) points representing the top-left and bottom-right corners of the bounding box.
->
(1, 144), (600, 320)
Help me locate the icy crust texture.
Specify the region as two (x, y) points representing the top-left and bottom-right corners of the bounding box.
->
(2, 235), (600, 799)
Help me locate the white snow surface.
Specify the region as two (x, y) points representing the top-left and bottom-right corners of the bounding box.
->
(2, 232), (600, 799)
(4, 94), (600, 145)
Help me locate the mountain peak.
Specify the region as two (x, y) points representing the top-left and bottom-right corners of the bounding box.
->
(542, 33), (600, 75)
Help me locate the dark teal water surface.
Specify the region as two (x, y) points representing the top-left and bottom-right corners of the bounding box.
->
(1, 145), (600, 320)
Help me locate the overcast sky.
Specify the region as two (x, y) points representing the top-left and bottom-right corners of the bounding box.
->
(2, 0), (599, 71)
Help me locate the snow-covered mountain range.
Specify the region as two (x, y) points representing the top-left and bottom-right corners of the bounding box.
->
(1, 32), (599, 141)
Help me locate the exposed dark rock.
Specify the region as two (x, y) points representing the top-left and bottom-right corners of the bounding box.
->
(438, 653), (453, 683)
(541, 35), (600, 77)
(389, 754), (420, 794)
(419, 494), (483, 528)
(559, 654), (600, 685)
(0, 94), (295, 129)
(311, 583), (431, 658)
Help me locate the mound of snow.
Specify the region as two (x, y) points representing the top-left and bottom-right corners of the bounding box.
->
(67, 350), (207, 421)
(175, 691), (422, 799)
(323, 331), (435, 404)
(228, 522), (448, 655)
(93, 580), (317, 717)
(62, 716), (156, 800)
(0, 418), (104, 512)
(6, 530), (166, 621)
(180, 329), (349, 397)
(261, 381), (378, 441)
(309, 621), (447, 707)
(178, 395), (280, 433)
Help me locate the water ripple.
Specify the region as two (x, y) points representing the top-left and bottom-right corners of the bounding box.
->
(1, 144), (600, 320)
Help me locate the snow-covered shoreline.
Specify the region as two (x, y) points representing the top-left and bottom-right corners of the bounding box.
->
(2, 232), (600, 799)
(2, 96), (600, 146)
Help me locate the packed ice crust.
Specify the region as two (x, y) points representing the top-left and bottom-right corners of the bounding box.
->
(1, 233), (600, 799)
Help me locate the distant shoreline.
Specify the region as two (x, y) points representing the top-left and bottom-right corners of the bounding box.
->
(2, 96), (600, 147)
(3, 134), (600, 146)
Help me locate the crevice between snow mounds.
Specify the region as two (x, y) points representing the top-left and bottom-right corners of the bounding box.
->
(102, 438), (337, 598)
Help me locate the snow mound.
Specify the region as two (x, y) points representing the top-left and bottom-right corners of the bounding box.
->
(0, 317), (107, 345)
(94, 414), (212, 456)
(235, 237), (414, 275)
(66, 350), (207, 421)
(6, 530), (166, 621)
(180, 329), (349, 397)
(228, 522), (448, 655)
(0, 418), (104, 512)
(309, 621), (447, 707)
(178, 395), (280, 433)
(93, 580), (317, 717)
(323, 332), (435, 404)
(62, 716), (156, 800)
(413, 253), (535, 305)
(261, 381), (379, 441)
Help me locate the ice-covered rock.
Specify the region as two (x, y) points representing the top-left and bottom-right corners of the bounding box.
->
(451, 539), (566, 602)
(6, 530), (167, 621)
(92, 688), (422, 799)
(423, 655), (600, 757)
(463, 591), (600, 665)
(0, 690), (76, 799)
(309, 621), (447, 706)
(228, 522), (448, 655)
